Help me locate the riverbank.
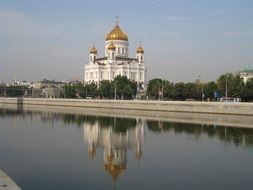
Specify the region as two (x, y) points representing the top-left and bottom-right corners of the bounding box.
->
(0, 97), (253, 116)
(0, 170), (21, 190)
(2, 103), (253, 128)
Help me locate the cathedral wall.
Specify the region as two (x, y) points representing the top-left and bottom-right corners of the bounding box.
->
(105, 40), (129, 57)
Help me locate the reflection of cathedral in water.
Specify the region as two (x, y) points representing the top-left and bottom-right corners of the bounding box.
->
(83, 117), (145, 181)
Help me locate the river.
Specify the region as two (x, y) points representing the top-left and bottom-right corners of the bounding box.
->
(0, 106), (253, 190)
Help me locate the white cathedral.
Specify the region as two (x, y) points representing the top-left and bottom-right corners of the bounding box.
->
(84, 20), (146, 89)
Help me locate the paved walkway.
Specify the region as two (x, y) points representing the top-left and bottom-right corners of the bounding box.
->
(0, 170), (21, 190)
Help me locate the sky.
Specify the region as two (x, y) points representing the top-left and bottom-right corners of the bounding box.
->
(0, 0), (253, 83)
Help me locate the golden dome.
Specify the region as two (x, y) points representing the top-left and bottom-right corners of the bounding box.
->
(90, 47), (97, 54)
(106, 24), (128, 41)
(108, 41), (116, 50)
(136, 46), (144, 54)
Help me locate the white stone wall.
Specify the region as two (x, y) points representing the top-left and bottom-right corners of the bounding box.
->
(84, 59), (146, 83)
(2, 98), (253, 116)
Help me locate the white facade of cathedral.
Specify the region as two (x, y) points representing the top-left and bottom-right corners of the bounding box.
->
(84, 21), (146, 88)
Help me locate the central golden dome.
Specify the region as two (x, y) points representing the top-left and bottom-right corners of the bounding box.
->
(106, 24), (128, 41)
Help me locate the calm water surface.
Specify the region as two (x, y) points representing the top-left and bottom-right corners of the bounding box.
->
(0, 108), (253, 190)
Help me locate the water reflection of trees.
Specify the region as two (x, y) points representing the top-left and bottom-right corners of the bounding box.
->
(1, 108), (253, 147)
(147, 120), (253, 147)
(63, 114), (137, 132)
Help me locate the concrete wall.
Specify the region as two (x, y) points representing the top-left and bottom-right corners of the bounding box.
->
(0, 97), (253, 115)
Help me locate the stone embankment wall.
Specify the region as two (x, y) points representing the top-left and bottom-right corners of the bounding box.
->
(1, 97), (253, 116)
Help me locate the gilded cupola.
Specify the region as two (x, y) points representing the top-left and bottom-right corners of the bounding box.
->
(108, 41), (116, 50)
(136, 46), (144, 54)
(90, 47), (97, 54)
(106, 22), (128, 41)
(136, 41), (144, 54)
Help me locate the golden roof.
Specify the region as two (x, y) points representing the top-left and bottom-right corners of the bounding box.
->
(90, 47), (97, 54)
(108, 41), (116, 50)
(106, 24), (128, 41)
(136, 46), (144, 54)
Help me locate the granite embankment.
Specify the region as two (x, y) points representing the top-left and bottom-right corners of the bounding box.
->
(0, 97), (253, 116)
(0, 170), (21, 190)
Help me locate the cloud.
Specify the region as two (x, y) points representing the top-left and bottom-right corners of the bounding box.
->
(222, 31), (253, 37)
(168, 16), (191, 21)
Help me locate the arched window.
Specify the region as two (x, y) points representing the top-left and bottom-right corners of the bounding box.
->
(112, 52), (114, 58)
(141, 55), (143, 62)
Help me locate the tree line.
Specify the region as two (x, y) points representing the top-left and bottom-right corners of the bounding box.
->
(64, 75), (137, 99)
(1, 73), (253, 101)
(146, 73), (253, 101)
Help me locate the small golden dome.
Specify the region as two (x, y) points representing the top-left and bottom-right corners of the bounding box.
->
(136, 46), (144, 54)
(90, 47), (97, 54)
(106, 24), (128, 41)
(108, 41), (116, 50)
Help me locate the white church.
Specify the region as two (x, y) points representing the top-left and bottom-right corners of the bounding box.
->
(84, 19), (146, 89)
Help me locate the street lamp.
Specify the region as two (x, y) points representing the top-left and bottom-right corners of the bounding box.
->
(114, 82), (117, 100)
(225, 75), (228, 101)
(157, 81), (160, 101)
(201, 82), (204, 102)
(161, 80), (164, 101)
(198, 75), (204, 101)
(85, 85), (87, 98)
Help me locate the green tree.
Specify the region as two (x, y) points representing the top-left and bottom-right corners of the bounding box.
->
(184, 82), (198, 99)
(146, 78), (162, 100)
(217, 73), (244, 98)
(174, 82), (186, 100)
(163, 81), (175, 100)
(64, 84), (77, 98)
(217, 73), (235, 97)
(85, 82), (97, 98)
(97, 80), (112, 98)
(241, 78), (253, 101)
(204, 81), (217, 100)
(231, 75), (244, 97)
(112, 76), (136, 99)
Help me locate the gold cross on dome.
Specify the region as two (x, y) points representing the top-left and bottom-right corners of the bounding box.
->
(116, 16), (119, 25)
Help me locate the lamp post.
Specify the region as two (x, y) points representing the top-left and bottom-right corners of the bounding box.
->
(225, 75), (228, 101)
(85, 85), (87, 98)
(5, 85), (7, 97)
(162, 80), (164, 101)
(114, 82), (117, 100)
(201, 82), (204, 102)
(198, 75), (204, 101)
(157, 81), (160, 101)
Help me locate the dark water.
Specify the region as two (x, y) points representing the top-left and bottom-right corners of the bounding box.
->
(1, 108), (253, 190)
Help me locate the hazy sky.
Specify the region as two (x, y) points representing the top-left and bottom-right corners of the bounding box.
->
(1, 0), (253, 83)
